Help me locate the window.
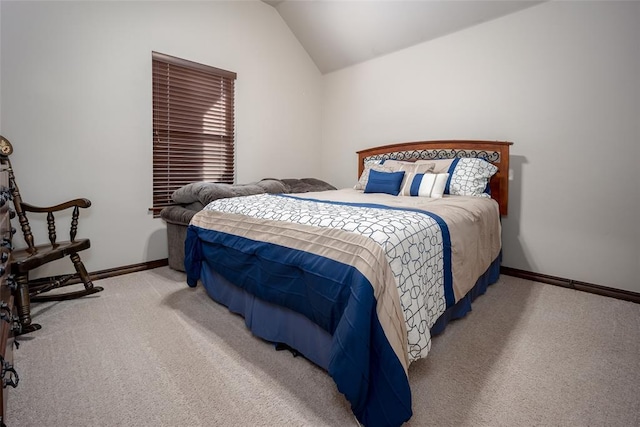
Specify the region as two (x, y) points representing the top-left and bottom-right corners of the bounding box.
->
(151, 51), (236, 216)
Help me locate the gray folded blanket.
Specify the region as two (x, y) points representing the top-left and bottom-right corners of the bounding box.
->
(168, 177), (337, 212)
(279, 178), (337, 194)
(171, 178), (290, 210)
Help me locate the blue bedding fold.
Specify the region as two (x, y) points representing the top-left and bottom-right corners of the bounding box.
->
(185, 226), (412, 426)
(199, 254), (502, 371)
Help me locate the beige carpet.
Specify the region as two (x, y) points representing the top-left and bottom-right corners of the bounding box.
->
(7, 267), (640, 426)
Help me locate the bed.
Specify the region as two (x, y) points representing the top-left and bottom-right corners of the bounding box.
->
(184, 140), (512, 427)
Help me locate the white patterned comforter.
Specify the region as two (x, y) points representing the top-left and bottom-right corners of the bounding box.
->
(202, 189), (499, 362)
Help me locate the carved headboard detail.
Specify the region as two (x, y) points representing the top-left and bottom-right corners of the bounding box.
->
(357, 140), (513, 215)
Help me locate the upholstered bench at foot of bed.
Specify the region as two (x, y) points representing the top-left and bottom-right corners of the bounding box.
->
(161, 207), (197, 271)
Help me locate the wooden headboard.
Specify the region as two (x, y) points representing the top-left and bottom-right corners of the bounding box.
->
(357, 140), (513, 216)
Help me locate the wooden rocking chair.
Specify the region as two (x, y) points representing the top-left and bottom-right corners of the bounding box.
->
(0, 135), (103, 334)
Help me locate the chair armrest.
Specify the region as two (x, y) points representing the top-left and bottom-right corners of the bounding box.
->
(21, 198), (92, 213)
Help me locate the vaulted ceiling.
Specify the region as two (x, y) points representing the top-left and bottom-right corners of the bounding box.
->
(263, 0), (544, 74)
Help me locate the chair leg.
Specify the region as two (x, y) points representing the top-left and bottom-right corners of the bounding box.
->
(30, 252), (104, 302)
(14, 273), (42, 335)
(70, 252), (94, 290)
(15, 274), (32, 326)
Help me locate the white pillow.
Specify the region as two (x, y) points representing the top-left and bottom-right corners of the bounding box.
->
(393, 163), (436, 196)
(409, 173), (449, 198)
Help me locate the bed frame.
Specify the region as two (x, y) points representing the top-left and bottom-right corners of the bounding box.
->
(189, 139), (513, 427)
(357, 140), (513, 215)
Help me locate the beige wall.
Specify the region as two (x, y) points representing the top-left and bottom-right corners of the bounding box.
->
(0, 1), (322, 275)
(2, 1), (638, 294)
(321, 1), (640, 292)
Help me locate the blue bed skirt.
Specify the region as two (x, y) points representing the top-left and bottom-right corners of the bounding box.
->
(199, 253), (501, 372)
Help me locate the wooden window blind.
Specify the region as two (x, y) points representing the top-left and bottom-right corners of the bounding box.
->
(151, 51), (236, 216)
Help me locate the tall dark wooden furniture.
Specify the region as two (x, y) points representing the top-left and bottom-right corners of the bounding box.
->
(0, 160), (20, 426)
(0, 136), (103, 334)
(0, 277), (17, 426)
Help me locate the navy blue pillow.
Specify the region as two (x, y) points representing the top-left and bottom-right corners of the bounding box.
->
(364, 169), (405, 196)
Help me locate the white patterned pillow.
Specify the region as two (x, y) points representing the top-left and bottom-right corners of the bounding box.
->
(446, 158), (498, 197)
